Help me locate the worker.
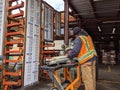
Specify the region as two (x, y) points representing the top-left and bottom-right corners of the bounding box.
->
(66, 27), (97, 90)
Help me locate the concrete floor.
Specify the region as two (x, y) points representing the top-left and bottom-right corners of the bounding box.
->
(15, 64), (120, 90)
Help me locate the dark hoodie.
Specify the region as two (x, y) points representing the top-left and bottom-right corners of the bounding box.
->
(68, 29), (96, 62)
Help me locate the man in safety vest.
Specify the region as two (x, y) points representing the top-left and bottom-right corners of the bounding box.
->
(67, 27), (97, 90)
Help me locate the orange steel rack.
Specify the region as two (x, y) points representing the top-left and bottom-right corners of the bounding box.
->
(39, 2), (62, 79)
(3, 0), (25, 90)
(0, 57), (2, 89)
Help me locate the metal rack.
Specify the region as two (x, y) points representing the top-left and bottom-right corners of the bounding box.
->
(54, 11), (61, 37)
(0, 56), (3, 89)
(3, 0), (25, 89)
(40, 1), (55, 67)
(40, 1), (62, 78)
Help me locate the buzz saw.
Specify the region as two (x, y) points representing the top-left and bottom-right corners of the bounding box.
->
(41, 54), (82, 90)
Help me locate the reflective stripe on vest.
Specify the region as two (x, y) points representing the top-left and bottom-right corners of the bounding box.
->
(80, 36), (90, 52)
(77, 36), (97, 64)
(78, 50), (96, 63)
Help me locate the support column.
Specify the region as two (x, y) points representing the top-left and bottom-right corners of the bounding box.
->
(64, 0), (69, 45)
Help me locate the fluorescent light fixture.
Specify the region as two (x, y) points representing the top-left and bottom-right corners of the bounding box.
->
(112, 28), (116, 34)
(98, 26), (101, 32)
(94, 0), (102, 1)
(110, 36), (113, 39)
(101, 37), (104, 39)
(69, 8), (72, 12)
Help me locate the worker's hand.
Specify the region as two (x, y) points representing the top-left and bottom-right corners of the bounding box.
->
(65, 54), (68, 57)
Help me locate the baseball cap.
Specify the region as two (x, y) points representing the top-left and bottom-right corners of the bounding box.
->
(73, 27), (81, 35)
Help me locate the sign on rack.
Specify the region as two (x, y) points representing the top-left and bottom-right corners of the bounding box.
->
(0, 0), (5, 55)
(24, 0), (40, 86)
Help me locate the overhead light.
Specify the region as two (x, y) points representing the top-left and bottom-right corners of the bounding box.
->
(93, 0), (102, 2)
(110, 36), (113, 39)
(69, 8), (72, 12)
(112, 28), (116, 34)
(98, 26), (101, 32)
(101, 37), (104, 39)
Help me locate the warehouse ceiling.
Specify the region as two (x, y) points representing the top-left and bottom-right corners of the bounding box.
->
(68, 0), (120, 42)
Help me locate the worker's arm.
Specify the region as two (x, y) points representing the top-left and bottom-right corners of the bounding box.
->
(67, 37), (82, 59)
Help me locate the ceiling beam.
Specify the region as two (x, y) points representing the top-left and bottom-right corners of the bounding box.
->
(74, 9), (120, 16)
(118, 2), (120, 16)
(89, 0), (97, 18)
(91, 33), (120, 36)
(92, 38), (120, 42)
(82, 17), (120, 25)
(68, 1), (82, 26)
(68, 2), (79, 17)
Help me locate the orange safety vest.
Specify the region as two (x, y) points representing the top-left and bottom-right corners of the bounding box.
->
(77, 35), (97, 64)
